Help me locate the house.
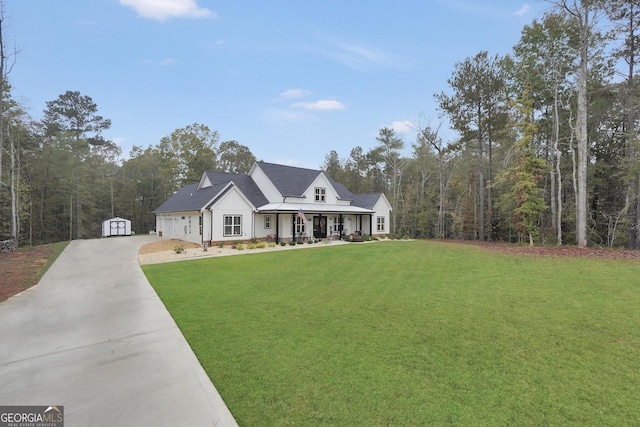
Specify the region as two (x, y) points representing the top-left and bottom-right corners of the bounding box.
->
(153, 161), (392, 245)
(102, 217), (132, 237)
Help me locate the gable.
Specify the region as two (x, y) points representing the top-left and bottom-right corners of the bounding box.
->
(209, 185), (255, 211)
(303, 173), (341, 204)
(197, 172), (212, 190)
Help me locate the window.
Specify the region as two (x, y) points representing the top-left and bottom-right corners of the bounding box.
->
(376, 216), (385, 232)
(264, 215), (271, 229)
(295, 216), (306, 234)
(224, 215), (242, 236)
(315, 187), (326, 202)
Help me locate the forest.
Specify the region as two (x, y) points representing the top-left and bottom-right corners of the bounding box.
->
(2, 1), (640, 249)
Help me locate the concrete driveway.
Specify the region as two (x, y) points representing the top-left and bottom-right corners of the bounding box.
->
(0, 236), (237, 427)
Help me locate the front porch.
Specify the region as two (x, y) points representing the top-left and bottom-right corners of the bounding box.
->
(255, 204), (376, 245)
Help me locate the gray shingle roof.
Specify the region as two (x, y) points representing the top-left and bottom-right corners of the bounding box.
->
(203, 171), (269, 207)
(351, 193), (383, 210)
(153, 183), (219, 213)
(256, 161), (321, 197)
(154, 162), (387, 214)
(154, 171), (269, 213)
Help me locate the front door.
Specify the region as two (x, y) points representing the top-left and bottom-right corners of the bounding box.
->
(313, 215), (327, 239)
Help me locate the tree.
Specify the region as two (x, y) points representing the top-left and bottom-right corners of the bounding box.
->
(158, 123), (218, 187)
(322, 150), (342, 178)
(511, 12), (579, 245)
(217, 140), (256, 173)
(417, 122), (453, 239)
(0, 1), (19, 243)
(549, 0), (606, 247)
(496, 87), (549, 246)
(605, 0), (640, 249)
(375, 127), (405, 234)
(436, 51), (509, 241)
(42, 91), (111, 239)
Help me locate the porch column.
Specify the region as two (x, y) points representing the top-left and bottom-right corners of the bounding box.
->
(339, 214), (343, 239)
(369, 214), (373, 235)
(275, 214), (280, 244)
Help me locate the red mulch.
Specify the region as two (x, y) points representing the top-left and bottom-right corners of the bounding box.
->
(0, 244), (59, 301)
(438, 239), (640, 260)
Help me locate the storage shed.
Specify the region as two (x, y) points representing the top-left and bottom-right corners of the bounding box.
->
(102, 217), (132, 237)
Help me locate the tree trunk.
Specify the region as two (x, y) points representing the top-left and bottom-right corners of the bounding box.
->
(574, 0), (590, 248)
(9, 131), (17, 241)
(554, 90), (563, 246)
(478, 137), (485, 241)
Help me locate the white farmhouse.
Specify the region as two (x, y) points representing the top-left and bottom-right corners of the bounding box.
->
(154, 161), (392, 245)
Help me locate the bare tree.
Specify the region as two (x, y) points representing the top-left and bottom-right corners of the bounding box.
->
(549, 0), (605, 247)
(0, 1), (19, 243)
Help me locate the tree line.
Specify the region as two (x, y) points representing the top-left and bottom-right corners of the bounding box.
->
(0, 86), (256, 243)
(2, 1), (640, 249)
(323, 1), (640, 249)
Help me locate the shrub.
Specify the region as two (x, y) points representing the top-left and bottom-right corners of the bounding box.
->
(173, 245), (185, 254)
(249, 237), (259, 244)
(307, 240), (313, 244)
(216, 242), (225, 248)
(289, 241), (297, 246)
(256, 241), (267, 249)
(236, 243), (245, 250)
(246, 243), (257, 250)
(268, 242), (277, 248)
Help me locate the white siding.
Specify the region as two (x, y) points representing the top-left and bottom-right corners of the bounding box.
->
(210, 188), (255, 242)
(304, 174), (339, 204)
(372, 196), (392, 236)
(249, 164), (282, 202)
(155, 211), (202, 244)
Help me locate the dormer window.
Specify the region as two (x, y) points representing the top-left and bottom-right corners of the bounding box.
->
(315, 187), (326, 203)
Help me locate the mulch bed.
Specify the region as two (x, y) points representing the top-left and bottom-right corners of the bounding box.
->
(0, 244), (59, 301)
(439, 240), (640, 260)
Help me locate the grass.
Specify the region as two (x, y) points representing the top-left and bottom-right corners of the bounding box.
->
(143, 241), (640, 426)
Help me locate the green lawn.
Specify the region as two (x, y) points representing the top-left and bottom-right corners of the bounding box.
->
(143, 241), (640, 426)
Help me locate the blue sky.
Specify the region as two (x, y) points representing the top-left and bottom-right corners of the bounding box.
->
(9, 0), (544, 169)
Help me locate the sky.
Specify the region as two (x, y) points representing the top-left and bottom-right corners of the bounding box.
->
(8, 0), (546, 169)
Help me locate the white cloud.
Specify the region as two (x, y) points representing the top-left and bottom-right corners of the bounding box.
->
(390, 120), (416, 134)
(280, 89), (313, 100)
(514, 4), (530, 17)
(119, 0), (216, 22)
(290, 99), (346, 111)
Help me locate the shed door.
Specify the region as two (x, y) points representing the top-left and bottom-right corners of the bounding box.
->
(110, 220), (126, 236)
